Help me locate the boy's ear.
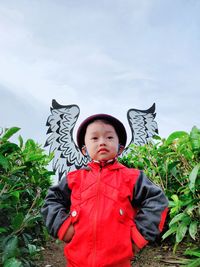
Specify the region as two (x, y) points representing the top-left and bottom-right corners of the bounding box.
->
(81, 145), (87, 156)
(118, 145), (125, 155)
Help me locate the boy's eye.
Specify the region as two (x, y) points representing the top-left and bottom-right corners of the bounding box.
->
(107, 136), (114, 139)
(91, 137), (98, 140)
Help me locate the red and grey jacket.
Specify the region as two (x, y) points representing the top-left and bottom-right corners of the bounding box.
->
(41, 161), (168, 267)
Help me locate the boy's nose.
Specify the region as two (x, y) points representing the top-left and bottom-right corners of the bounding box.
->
(99, 138), (106, 145)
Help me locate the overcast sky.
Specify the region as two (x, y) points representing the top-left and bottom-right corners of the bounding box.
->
(0, 0), (199, 148)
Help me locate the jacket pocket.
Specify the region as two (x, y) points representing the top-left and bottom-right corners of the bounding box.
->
(114, 204), (134, 259)
(64, 206), (80, 245)
(117, 203), (135, 227)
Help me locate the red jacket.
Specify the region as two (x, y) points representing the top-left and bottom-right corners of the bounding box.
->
(42, 161), (168, 267)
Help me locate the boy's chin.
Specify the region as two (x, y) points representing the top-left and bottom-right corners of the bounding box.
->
(96, 155), (116, 162)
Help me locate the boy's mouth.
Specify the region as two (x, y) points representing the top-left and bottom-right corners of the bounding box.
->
(98, 148), (109, 153)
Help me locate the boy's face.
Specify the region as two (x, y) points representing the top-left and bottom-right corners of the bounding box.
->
(83, 120), (122, 161)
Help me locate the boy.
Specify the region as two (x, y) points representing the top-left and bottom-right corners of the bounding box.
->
(41, 114), (168, 267)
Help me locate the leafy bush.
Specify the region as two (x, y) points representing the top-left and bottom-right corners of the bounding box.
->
(120, 126), (200, 258)
(0, 127), (54, 267)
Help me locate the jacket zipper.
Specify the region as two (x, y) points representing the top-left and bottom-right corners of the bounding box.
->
(92, 166), (102, 267)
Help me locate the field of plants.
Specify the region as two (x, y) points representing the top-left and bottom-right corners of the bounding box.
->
(0, 126), (199, 267)
(120, 126), (200, 266)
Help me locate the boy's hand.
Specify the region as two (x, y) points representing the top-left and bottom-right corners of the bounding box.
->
(62, 224), (75, 243)
(132, 243), (140, 255)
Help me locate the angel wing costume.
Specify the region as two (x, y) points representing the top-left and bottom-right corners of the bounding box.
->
(45, 100), (158, 180)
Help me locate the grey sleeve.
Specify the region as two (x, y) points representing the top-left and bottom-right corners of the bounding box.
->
(41, 177), (71, 238)
(132, 171), (168, 242)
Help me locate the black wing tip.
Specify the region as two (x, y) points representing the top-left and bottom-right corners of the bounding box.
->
(127, 103), (156, 114)
(44, 140), (49, 147)
(58, 171), (66, 181)
(52, 99), (80, 110)
(46, 127), (52, 134)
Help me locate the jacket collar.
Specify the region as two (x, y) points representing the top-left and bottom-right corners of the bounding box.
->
(88, 159), (125, 171)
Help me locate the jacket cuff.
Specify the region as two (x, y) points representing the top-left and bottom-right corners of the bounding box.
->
(57, 216), (71, 240)
(131, 224), (148, 249)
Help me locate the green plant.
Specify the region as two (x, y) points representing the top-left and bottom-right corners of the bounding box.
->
(161, 127), (200, 251)
(180, 247), (200, 267)
(120, 126), (200, 263)
(0, 127), (54, 267)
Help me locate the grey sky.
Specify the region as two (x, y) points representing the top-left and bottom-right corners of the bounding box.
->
(0, 0), (199, 147)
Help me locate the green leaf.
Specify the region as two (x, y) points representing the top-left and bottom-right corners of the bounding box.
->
(169, 213), (187, 226)
(28, 244), (39, 255)
(152, 135), (162, 140)
(18, 135), (23, 148)
(4, 257), (22, 267)
(0, 153), (9, 169)
(165, 131), (188, 146)
(184, 258), (200, 267)
(27, 154), (45, 161)
(168, 161), (180, 172)
(184, 248), (200, 257)
(24, 139), (36, 150)
(189, 221), (198, 240)
(186, 204), (197, 216)
(0, 227), (8, 233)
(190, 126), (200, 151)
(162, 224), (177, 240)
(24, 213), (41, 228)
(2, 236), (20, 263)
(176, 221), (188, 243)
(22, 233), (32, 245)
(11, 213), (24, 231)
(10, 166), (26, 174)
(189, 163), (200, 192)
(1, 127), (21, 141)
(171, 194), (180, 203)
(0, 142), (19, 154)
(10, 191), (20, 200)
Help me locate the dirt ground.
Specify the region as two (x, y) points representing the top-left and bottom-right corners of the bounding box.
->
(36, 239), (188, 267)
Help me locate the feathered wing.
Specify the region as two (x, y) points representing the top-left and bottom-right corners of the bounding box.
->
(45, 99), (88, 180)
(124, 103), (158, 155)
